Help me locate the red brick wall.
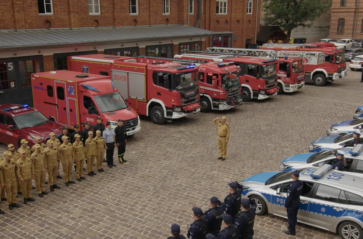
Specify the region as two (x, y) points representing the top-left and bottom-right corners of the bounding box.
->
(43, 55), (54, 71)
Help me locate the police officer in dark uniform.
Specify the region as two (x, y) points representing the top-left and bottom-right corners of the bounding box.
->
(218, 214), (239, 239)
(167, 224), (186, 239)
(187, 207), (208, 239)
(206, 234), (216, 239)
(204, 197), (224, 236)
(58, 126), (71, 144)
(333, 150), (346, 171)
(70, 125), (83, 143)
(223, 181), (243, 222)
(81, 122), (93, 146)
(114, 119), (127, 163)
(284, 170), (303, 236)
(235, 198), (255, 239)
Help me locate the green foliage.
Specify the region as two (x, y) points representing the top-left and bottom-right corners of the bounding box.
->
(263, 0), (331, 37)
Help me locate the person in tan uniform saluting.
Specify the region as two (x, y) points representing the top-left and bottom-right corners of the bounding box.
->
(7, 144), (22, 196)
(48, 132), (62, 180)
(17, 149), (36, 204)
(44, 141), (61, 191)
(31, 145), (48, 197)
(85, 131), (97, 177)
(59, 136), (75, 186)
(19, 139), (31, 158)
(73, 134), (86, 182)
(214, 116), (230, 161)
(31, 136), (46, 152)
(0, 151), (20, 210)
(94, 130), (105, 173)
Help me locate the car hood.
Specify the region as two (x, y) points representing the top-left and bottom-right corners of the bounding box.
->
(242, 172), (280, 184)
(20, 121), (62, 138)
(312, 135), (340, 144)
(281, 153), (313, 164)
(334, 43), (346, 46)
(103, 108), (138, 121)
(331, 119), (354, 127)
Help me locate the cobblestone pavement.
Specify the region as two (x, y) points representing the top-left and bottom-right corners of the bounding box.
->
(0, 66), (362, 239)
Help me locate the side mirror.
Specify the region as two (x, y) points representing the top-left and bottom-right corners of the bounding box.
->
(7, 125), (14, 130)
(276, 187), (281, 195)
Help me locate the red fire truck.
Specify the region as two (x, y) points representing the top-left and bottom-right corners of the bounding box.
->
(260, 44), (347, 86)
(175, 53), (278, 101)
(68, 55), (200, 124)
(31, 70), (141, 136)
(201, 47), (305, 94)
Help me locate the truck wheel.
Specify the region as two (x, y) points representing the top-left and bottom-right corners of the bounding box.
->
(242, 88), (251, 102)
(249, 195), (267, 215)
(200, 97), (211, 112)
(150, 106), (166, 125)
(312, 74), (327, 86)
(277, 83), (284, 94)
(338, 221), (363, 239)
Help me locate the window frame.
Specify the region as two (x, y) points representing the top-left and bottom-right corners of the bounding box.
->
(163, 0), (170, 15)
(38, 0), (53, 15)
(129, 0), (139, 15)
(247, 0), (253, 14)
(216, 0), (228, 15)
(47, 85), (54, 97)
(340, 0), (346, 7)
(189, 0), (194, 14)
(179, 41), (202, 54)
(337, 18), (345, 34)
(89, 0), (101, 15)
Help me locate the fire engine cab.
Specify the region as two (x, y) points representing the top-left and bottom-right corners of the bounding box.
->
(31, 70), (141, 136)
(68, 55), (200, 124)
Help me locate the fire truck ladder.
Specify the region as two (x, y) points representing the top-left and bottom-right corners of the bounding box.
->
(137, 55), (202, 65)
(204, 47), (278, 58)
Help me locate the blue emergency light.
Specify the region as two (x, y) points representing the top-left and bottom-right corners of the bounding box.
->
(310, 164), (332, 179)
(351, 144), (363, 156)
(81, 84), (100, 93)
(176, 65), (195, 70)
(3, 104), (29, 111)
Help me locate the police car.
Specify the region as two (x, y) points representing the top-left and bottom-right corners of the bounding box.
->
(354, 105), (363, 120)
(241, 166), (363, 238)
(326, 119), (363, 136)
(309, 133), (363, 153)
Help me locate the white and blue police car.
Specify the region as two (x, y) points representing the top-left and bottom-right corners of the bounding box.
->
(326, 119), (363, 136)
(241, 166), (363, 238)
(309, 133), (363, 153)
(354, 105), (363, 120)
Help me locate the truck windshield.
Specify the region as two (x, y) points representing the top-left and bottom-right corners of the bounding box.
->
(14, 111), (48, 129)
(261, 64), (276, 78)
(221, 72), (240, 89)
(94, 92), (128, 113)
(292, 60), (303, 73)
(335, 53), (345, 64)
(174, 71), (198, 90)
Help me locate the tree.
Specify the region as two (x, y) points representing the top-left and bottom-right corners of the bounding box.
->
(263, 0), (331, 41)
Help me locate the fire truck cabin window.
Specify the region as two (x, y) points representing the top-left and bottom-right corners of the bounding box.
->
(47, 85), (53, 97)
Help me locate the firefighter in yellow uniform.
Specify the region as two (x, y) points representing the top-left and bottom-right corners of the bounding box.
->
(31, 136), (46, 152)
(31, 145), (48, 197)
(48, 132), (62, 180)
(19, 139), (31, 158)
(0, 154), (6, 203)
(8, 144), (21, 195)
(44, 141), (61, 191)
(94, 130), (105, 173)
(0, 168), (4, 214)
(58, 136), (75, 186)
(214, 116), (230, 161)
(85, 131), (97, 177)
(73, 134), (86, 181)
(17, 149), (36, 204)
(0, 151), (20, 210)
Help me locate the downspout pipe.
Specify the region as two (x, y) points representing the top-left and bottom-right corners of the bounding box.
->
(353, 0), (359, 39)
(196, 0), (201, 27)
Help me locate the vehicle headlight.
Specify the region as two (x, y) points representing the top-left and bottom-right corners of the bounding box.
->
(356, 110), (363, 114)
(28, 133), (37, 140)
(260, 90), (266, 94)
(220, 101), (226, 105)
(313, 145), (321, 150)
(330, 127), (338, 131)
(279, 164), (291, 171)
(173, 106), (182, 112)
(309, 144), (313, 150)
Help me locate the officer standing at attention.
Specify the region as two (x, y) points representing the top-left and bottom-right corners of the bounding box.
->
(167, 224), (186, 239)
(333, 150), (346, 171)
(17, 149), (36, 204)
(8, 144), (21, 195)
(94, 130), (105, 173)
(81, 122), (93, 146)
(284, 170), (303, 236)
(223, 181), (243, 222)
(103, 121), (116, 168)
(73, 134), (86, 181)
(214, 116), (230, 161)
(19, 139), (31, 158)
(187, 207), (208, 239)
(93, 117), (106, 163)
(48, 132), (62, 179)
(115, 119), (128, 163)
(218, 214), (239, 239)
(70, 125), (83, 143)
(235, 198), (255, 239)
(31, 137), (46, 152)
(31, 145), (48, 197)
(0, 152), (20, 210)
(204, 197), (224, 236)
(85, 131), (97, 176)
(59, 136), (75, 186)
(0, 153), (6, 202)
(44, 141), (61, 191)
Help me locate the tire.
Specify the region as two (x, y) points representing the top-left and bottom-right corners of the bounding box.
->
(249, 195), (267, 215)
(200, 97), (211, 112)
(277, 83), (284, 94)
(242, 88), (252, 102)
(338, 221), (363, 239)
(350, 68), (355, 71)
(150, 106), (166, 125)
(312, 73), (327, 86)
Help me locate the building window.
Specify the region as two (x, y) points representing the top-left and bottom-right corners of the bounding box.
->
(337, 18), (345, 34)
(189, 0), (194, 14)
(38, 0), (53, 14)
(0, 62), (16, 91)
(129, 0), (138, 14)
(163, 0), (170, 14)
(89, 0), (100, 15)
(340, 0), (346, 7)
(19, 60), (40, 88)
(179, 42), (202, 54)
(146, 44), (173, 58)
(247, 0), (253, 14)
(104, 47), (139, 57)
(216, 0), (227, 14)
(212, 35), (232, 47)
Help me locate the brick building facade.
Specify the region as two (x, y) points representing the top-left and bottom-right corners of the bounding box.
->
(329, 0), (363, 39)
(0, 0), (260, 105)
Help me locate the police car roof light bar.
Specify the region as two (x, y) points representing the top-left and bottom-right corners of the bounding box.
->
(351, 144), (363, 156)
(310, 164), (332, 179)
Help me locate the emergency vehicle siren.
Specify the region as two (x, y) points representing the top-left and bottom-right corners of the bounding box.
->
(3, 104), (29, 111)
